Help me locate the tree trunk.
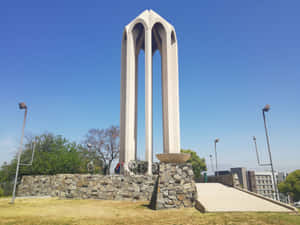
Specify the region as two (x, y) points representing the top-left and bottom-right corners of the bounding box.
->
(107, 161), (112, 175)
(102, 162), (107, 175)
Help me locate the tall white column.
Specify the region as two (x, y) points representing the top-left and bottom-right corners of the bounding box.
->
(120, 30), (137, 173)
(165, 31), (180, 154)
(119, 31), (127, 166)
(145, 28), (152, 175)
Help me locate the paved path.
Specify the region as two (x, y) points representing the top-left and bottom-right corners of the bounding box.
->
(196, 183), (293, 212)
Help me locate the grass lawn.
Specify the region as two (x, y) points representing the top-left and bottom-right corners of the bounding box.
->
(0, 197), (299, 225)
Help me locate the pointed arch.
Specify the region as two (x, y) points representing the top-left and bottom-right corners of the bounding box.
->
(171, 30), (176, 45)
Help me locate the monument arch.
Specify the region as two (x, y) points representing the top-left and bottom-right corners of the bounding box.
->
(120, 10), (181, 174)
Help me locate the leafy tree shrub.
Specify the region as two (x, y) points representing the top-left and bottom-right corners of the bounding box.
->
(17, 133), (91, 176)
(278, 169), (300, 202)
(0, 133), (100, 195)
(181, 149), (207, 178)
(0, 187), (4, 197)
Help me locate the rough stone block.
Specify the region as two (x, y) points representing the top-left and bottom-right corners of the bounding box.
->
(151, 162), (197, 210)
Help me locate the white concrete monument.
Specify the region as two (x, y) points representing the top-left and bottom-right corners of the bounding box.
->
(119, 10), (181, 175)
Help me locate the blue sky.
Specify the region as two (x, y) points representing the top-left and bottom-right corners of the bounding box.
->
(0, 1), (299, 173)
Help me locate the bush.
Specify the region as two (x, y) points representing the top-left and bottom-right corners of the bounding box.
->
(181, 149), (207, 179)
(0, 187), (4, 197)
(278, 169), (300, 202)
(1, 181), (13, 196)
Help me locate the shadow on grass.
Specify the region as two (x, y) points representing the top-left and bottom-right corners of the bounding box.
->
(140, 203), (152, 209)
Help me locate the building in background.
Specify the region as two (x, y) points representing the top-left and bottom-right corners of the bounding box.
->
(230, 167), (248, 189)
(214, 167), (289, 203)
(214, 170), (230, 176)
(254, 171), (288, 202)
(277, 172), (288, 183)
(247, 171), (257, 193)
(255, 171), (276, 199)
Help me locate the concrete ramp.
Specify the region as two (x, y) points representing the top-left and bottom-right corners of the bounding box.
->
(195, 183), (296, 213)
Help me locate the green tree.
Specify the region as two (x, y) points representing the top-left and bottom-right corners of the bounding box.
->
(181, 149), (207, 178)
(0, 187), (4, 197)
(278, 169), (300, 202)
(0, 161), (15, 196)
(84, 126), (120, 175)
(0, 133), (100, 196)
(18, 133), (90, 175)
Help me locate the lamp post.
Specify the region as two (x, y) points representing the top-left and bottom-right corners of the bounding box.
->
(209, 154), (214, 175)
(253, 136), (259, 164)
(11, 102), (27, 204)
(214, 138), (219, 176)
(262, 104), (279, 200)
(253, 136), (270, 166)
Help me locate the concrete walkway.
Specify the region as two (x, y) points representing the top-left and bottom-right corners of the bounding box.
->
(196, 183), (295, 212)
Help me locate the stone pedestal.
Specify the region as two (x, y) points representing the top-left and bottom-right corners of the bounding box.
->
(150, 163), (197, 209)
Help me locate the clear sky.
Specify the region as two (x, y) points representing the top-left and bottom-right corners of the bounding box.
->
(1, 1), (299, 173)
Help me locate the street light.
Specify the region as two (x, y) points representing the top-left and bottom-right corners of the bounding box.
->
(11, 102), (28, 204)
(87, 143), (92, 149)
(253, 136), (270, 166)
(209, 154), (214, 175)
(214, 138), (219, 176)
(262, 104), (279, 200)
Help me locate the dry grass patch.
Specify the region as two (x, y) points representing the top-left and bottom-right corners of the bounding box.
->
(0, 197), (299, 225)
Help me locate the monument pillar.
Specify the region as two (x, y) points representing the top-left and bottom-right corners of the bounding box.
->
(120, 28), (137, 172)
(145, 28), (153, 175)
(120, 10), (181, 174)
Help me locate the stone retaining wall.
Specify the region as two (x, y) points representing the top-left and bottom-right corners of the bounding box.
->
(17, 163), (197, 210)
(18, 174), (157, 201)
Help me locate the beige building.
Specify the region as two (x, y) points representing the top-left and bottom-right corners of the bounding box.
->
(255, 172), (279, 200)
(255, 171), (289, 202)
